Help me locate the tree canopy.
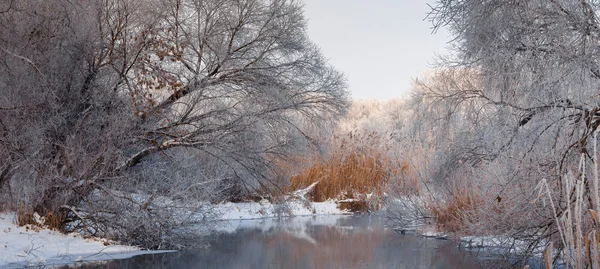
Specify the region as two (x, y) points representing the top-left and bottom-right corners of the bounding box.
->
(0, 0), (348, 248)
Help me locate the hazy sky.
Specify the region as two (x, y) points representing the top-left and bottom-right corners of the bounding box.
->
(302, 0), (450, 100)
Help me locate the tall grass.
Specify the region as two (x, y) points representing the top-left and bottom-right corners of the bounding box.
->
(537, 132), (600, 269)
(288, 151), (391, 202)
(285, 132), (420, 209)
(428, 181), (483, 232)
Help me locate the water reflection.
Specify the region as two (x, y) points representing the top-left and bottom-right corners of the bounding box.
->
(56, 215), (487, 269)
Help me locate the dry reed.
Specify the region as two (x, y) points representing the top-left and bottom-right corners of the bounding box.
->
(284, 132), (419, 210)
(16, 206), (62, 231)
(428, 181), (483, 232)
(537, 131), (600, 268)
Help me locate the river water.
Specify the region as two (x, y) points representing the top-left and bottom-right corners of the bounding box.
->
(57, 215), (506, 269)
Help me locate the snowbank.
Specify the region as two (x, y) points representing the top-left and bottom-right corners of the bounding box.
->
(0, 199), (349, 267)
(214, 182), (351, 221)
(0, 213), (164, 268)
(214, 214), (353, 238)
(421, 230), (449, 239)
(215, 199), (349, 220)
(0, 183), (353, 267)
(458, 235), (545, 254)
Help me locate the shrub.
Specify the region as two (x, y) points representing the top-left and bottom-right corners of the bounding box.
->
(428, 182), (483, 233)
(16, 206), (63, 231)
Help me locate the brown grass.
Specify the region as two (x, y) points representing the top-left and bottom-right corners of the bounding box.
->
(282, 132), (420, 211)
(428, 182), (483, 232)
(388, 159), (421, 196)
(338, 199), (370, 212)
(288, 151), (391, 202)
(16, 207), (36, 227)
(16, 206), (63, 230)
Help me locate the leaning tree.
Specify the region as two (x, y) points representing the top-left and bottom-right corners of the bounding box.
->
(0, 0), (348, 248)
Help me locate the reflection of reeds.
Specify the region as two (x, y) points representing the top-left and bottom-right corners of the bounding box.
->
(264, 225), (384, 268)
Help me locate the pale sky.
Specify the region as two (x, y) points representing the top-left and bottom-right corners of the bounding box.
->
(302, 0), (450, 100)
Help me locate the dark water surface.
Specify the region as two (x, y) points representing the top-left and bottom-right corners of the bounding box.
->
(59, 215), (495, 269)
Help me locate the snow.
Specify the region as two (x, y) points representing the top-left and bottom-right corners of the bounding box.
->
(215, 199), (349, 220)
(213, 214), (349, 234)
(458, 235), (545, 254)
(0, 213), (167, 268)
(0, 198), (349, 267)
(460, 235), (510, 248)
(291, 181), (320, 197)
(421, 230), (449, 239)
(0, 182), (352, 268)
(214, 182), (351, 221)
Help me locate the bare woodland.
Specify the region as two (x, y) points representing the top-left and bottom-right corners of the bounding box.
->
(385, 0), (600, 267)
(0, 0), (348, 248)
(4, 0), (600, 267)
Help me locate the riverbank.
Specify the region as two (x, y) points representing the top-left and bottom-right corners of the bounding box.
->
(214, 200), (351, 220)
(1, 203), (541, 268)
(0, 213), (169, 268)
(0, 196), (352, 268)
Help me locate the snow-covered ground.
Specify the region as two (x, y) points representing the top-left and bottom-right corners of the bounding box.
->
(0, 198), (350, 268)
(215, 199), (349, 220)
(418, 229), (544, 255)
(215, 211), (351, 234)
(458, 235), (546, 254)
(0, 213), (170, 268)
(0, 182), (353, 268)
(212, 181), (351, 220)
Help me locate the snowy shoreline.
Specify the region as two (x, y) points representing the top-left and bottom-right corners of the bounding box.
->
(214, 199), (351, 220)
(1, 204), (543, 268)
(0, 213), (175, 268)
(3, 196), (532, 268)
(0, 198), (352, 268)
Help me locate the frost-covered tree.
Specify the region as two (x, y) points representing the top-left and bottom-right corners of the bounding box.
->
(411, 0), (600, 263)
(123, 0), (348, 191)
(0, 0), (348, 248)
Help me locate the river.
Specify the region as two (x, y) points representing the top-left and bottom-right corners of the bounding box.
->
(54, 214), (518, 269)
